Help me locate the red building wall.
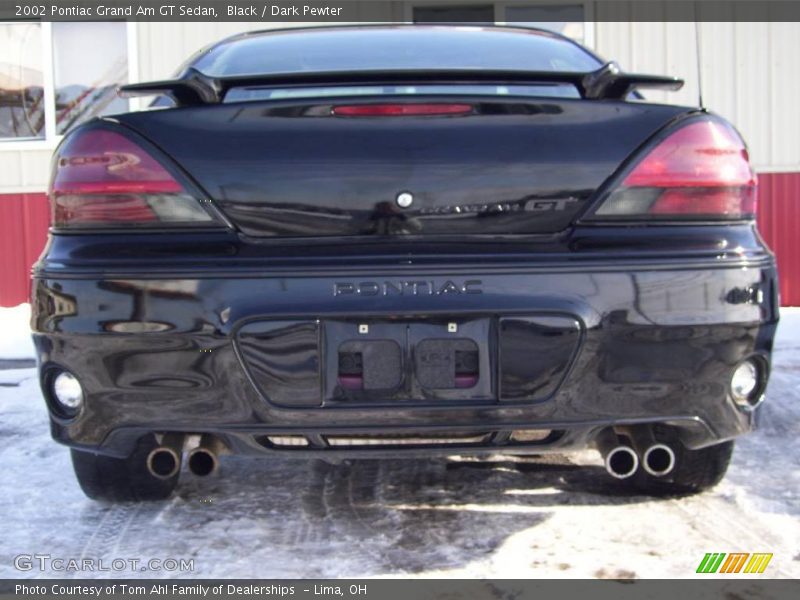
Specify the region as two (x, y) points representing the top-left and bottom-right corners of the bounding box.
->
(0, 174), (797, 307)
(0, 193), (49, 307)
(755, 172), (800, 308)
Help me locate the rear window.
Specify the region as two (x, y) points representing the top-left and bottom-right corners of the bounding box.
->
(224, 83), (582, 103)
(193, 26), (600, 78)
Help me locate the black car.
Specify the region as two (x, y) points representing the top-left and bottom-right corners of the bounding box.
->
(32, 25), (778, 501)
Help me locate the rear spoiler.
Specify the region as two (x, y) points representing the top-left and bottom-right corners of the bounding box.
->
(119, 62), (683, 106)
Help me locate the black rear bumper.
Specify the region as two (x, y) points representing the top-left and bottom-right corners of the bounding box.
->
(31, 228), (779, 459)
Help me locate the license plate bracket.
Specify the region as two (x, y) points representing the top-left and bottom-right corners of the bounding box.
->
(324, 318), (494, 404)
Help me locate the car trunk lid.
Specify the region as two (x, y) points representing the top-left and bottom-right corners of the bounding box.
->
(115, 98), (690, 238)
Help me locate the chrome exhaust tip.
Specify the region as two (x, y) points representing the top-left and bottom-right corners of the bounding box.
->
(595, 428), (639, 480)
(145, 433), (183, 479)
(604, 445), (639, 479)
(643, 444), (676, 477)
(147, 448), (180, 479)
(187, 449), (217, 477)
(187, 434), (224, 477)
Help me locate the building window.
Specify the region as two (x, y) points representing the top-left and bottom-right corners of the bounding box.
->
(0, 23), (45, 140)
(0, 21), (132, 145)
(413, 4), (495, 23)
(407, 2), (592, 46)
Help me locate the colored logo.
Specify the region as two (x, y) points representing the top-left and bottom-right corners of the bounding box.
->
(696, 553), (773, 574)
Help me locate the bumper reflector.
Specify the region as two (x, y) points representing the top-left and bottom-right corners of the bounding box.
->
(52, 371), (84, 411)
(730, 359), (763, 408)
(266, 435), (310, 447)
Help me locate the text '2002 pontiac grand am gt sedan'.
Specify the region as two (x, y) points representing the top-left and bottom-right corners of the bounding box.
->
(31, 25), (778, 501)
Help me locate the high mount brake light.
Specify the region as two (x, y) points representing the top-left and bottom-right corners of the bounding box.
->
(50, 129), (218, 228)
(593, 119), (757, 220)
(332, 103), (473, 117)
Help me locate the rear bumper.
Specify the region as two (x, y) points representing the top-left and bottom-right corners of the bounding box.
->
(31, 247), (779, 458)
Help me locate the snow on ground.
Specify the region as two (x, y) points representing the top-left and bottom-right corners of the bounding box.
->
(0, 304), (35, 360)
(0, 306), (798, 579)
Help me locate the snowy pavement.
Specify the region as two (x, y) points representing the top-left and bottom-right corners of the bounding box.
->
(0, 305), (798, 579)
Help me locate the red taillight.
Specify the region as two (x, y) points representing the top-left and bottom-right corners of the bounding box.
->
(50, 129), (217, 228)
(332, 103), (473, 117)
(593, 119), (757, 220)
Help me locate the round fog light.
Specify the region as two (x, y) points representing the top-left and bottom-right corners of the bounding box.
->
(53, 371), (84, 411)
(731, 360), (759, 407)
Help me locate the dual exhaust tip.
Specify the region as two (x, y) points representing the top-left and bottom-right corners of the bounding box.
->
(146, 434), (225, 479)
(597, 428), (676, 480)
(146, 428), (674, 481)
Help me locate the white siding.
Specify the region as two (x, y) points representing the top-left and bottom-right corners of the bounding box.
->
(766, 21), (800, 171)
(0, 152), (22, 193)
(0, 149), (52, 194)
(18, 150), (53, 190)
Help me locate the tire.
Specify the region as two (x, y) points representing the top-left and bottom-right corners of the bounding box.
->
(631, 435), (734, 496)
(71, 435), (180, 501)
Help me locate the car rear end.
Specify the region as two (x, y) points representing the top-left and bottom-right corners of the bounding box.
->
(30, 26), (779, 500)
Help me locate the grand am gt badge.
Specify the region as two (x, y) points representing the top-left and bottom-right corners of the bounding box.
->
(417, 197), (579, 216)
(334, 280), (483, 297)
